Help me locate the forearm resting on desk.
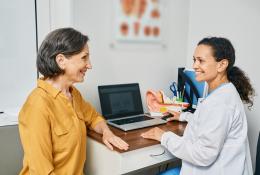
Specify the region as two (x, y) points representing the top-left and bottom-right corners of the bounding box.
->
(165, 110), (193, 122)
(93, 121), (129, 151)
(179, 112), (193, 122)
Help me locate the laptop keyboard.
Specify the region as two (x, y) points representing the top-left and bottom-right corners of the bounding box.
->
(111, 115), (153, 125)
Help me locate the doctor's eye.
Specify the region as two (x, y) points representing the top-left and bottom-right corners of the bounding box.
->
(81, 54), (89, 61)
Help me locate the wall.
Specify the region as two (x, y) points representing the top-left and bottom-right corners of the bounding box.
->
(0, 0), (37, 109)
(37, 0), (260, 171)
(186, 0), (260, 170)
(36, 0), (73, 46)
(71, 0), (190, 112)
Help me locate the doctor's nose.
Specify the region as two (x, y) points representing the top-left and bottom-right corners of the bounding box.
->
(193, 60), (199, 69)
(86, 60), (92, 69)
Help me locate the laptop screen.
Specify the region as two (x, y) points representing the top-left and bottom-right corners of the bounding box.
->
(98, 83), (144, 120)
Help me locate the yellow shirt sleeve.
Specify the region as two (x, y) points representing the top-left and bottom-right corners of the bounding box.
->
(73, 88), (105, 130)
(83, 101), (104, 130)
(19, 103), (55, 175)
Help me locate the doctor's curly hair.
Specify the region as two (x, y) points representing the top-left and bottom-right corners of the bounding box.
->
(198, 37), (255, 108)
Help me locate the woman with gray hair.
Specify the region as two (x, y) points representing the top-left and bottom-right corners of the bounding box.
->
(19, 27), (129, 175)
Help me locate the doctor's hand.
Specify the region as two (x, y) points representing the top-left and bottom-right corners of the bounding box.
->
(164, 110), (181, 121)
(102, 129), (129, 151)
(141, 127), (165, 142)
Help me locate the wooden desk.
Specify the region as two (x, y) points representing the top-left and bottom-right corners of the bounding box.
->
(85, 121), (186, 175)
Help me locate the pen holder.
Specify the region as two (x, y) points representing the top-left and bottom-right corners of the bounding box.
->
(176, 97), (184, 102)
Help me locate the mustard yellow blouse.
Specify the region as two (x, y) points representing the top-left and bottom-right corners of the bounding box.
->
(18, 79), (104, 175)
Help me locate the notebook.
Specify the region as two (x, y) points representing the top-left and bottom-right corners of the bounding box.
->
(98, 83), (166, 131)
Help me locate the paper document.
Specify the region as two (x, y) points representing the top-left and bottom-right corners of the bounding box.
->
(4, 106), (21, 116)
(0, 106), (20, 126)
(0, 113), (18, 126)
(149, 112), (164, 117)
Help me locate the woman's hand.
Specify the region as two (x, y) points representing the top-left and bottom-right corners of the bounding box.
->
(164, 110), (181, 121)
(102, 129), (129, 151)
(141, 127), (165, 142)
(94, 121), (129, 151)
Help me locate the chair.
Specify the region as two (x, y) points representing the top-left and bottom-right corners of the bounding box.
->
(255, 132), (260, 175)
(158, 167), (181, 175)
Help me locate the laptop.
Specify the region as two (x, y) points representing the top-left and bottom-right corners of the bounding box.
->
(98, 83), (167, 131)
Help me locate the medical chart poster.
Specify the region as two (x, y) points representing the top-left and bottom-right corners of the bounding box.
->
(114, 0), (163, 43)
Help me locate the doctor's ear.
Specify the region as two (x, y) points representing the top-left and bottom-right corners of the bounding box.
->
(55, 54), (66, 70)
(217, 59), (229, 72)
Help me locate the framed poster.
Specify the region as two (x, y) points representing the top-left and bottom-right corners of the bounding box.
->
(114, 0), (163, 43)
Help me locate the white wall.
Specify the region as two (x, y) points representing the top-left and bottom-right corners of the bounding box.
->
(0, 0), (37, 109)
(36, 0), (73, 46)
(71, 0), (190, 112)
(186, 0), (260, 170)
(38, 0), (260, 170)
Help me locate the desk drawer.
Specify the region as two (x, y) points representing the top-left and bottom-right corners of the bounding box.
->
(86, 137), (178, 175)
(121, 145), (176, 174)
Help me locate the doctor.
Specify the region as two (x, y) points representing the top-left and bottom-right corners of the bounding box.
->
(141, 37), (255, 175)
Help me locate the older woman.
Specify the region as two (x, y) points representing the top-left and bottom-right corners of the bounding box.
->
(19, 27), (129, 175)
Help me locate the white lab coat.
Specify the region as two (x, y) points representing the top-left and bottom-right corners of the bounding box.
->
(161, 83), (253, 175)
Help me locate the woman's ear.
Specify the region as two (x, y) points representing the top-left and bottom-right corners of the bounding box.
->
(217, 59), (229, 72)
(55, 54), (66, 70)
